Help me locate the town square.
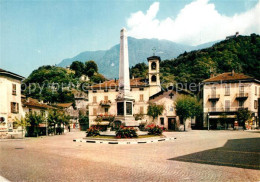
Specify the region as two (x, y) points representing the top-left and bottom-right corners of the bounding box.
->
(1, 0), (260, 181)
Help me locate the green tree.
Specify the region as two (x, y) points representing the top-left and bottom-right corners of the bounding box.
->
(130, 63), (148, 78)
(70, 61), (84, 77)
(47, 109), (70, 135)
(14, 117), (31, 138)
(79, 111), (89, 131)
(90, 73), (106, 83)
(236, 108), (252, 129)
(85, 60), (98, 77)
(25, 111), (45, 137)
(175, 95), (201, 131)
(147, 103), (164, 122)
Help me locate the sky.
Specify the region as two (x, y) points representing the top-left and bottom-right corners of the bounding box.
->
(0, 0), (259, 77)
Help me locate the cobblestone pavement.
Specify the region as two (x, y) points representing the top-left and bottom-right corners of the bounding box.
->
(0, 130), (259, 182)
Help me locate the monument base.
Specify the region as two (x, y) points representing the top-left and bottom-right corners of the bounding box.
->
(115, 115), (140, 127)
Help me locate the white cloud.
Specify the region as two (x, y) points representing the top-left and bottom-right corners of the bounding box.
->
(127, 0), (260, 45)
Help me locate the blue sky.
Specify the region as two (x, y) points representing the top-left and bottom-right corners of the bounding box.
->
(0, 0), (259, 77)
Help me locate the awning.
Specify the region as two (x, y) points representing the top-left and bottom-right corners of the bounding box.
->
(209, 115), (236, 119)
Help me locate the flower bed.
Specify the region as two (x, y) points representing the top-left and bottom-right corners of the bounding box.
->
(86, 126), (100, 137)
(146, 123), (164, 135)
(115, 126), (138, 139)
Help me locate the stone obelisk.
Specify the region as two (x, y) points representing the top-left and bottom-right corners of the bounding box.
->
(116, 28), (139, 127)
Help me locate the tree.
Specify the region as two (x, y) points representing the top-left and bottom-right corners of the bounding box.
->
(85, 60), (98, 77)
(130, 63), (148, 78)
(14, 117), (30, 138)
(70, 61), (84, 77)
(47, 109), (70, 135)
(236, 108), (252, 129)
(25, 112), (45, 137)
(147, 103), (164, 122)
(175, 95), (201, 131)
(79, 111), (89, 131)
(90, 73), (106, 83)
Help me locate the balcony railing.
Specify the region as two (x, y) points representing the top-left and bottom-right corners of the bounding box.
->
(236, 93), (248, 99)
(100, 100), (112, 106)
(208, 94), (220, 101)
(208, 107), (248, 112)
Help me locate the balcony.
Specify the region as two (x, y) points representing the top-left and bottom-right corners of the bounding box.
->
(208, 107), (248, 113)
(236, 93), (248, 100)
(208, 94), (220, 101)
(100, 100), (112, 107)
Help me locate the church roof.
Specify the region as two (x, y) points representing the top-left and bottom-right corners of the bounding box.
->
(147, 56), (161, 62)
(89, 78), (148, 90)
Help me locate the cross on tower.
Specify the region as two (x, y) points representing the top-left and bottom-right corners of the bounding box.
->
(152, 47), (156, 56)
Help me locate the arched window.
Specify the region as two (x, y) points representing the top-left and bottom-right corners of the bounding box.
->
(151, 75), (157, 82)
(151, 62), (156, 70)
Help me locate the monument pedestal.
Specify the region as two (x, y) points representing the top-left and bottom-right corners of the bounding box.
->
(115, 98), (139, 127)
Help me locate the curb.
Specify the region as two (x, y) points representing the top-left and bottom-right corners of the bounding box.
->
(73, 137), (176, 145)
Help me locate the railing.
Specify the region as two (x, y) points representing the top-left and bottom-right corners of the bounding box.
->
(208, 94), (220, 100)
(100, 100), (112, 106)
(236, 93), (248, 98)
(208, 107), (248, 112)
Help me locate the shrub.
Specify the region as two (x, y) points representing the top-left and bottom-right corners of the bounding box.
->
(146, 123), (164, 135)
(86, 126), (100, 137)
(116, 126), (138, 139)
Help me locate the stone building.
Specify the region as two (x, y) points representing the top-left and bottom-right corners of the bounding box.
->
(0, 68), (24, 138)
(202, 71), (260, 129)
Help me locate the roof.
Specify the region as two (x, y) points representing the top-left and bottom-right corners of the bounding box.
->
(89, 78), (148, 90)
(56, 103), (73, 108)
(202, 72), (256, 83)
(147, 56), (161, 62)
(149, 86), (192, 100)
(0, 68), (25, 80)
(22, 97), (54, 110)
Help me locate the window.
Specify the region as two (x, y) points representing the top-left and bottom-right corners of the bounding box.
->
(139, 88), (144, 91)
(239, 85), (244, 95)
(117, 102), (124, 115)
(151, 75), (157, 82)
(160, 118), (164, 125)
(93, 108), (97, 115)
(105, 108), (108, 114)
(11, 102), (19, 113)
(255, 100), (258, 109)
(151, 62), (156, 70)
(93, 90), (97, 93)
(139, 94), (144, 102)
(12, 84), (16, 95)
(255, 86), (257, 96)
(211, 87), (216, 97)
(104, 96), (108, 101)
(140, 106), (144, 114)
(169, 106), (173, 112)
(40, 110), (45, 116)
(225, 100), (230, 111)
(225, 85), (230, 96)
(93, 96), (97, 103)
(104, 89), (108, 92)
(239, 100), (244, 108)
(211, 101), (216, 111)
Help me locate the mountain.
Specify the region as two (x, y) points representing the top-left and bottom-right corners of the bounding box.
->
(58, 37), (217, 78)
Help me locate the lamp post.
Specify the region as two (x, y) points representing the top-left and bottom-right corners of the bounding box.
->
(207, 112), (210, 131)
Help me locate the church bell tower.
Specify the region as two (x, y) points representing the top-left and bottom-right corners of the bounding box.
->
(147, 55), (161, 96)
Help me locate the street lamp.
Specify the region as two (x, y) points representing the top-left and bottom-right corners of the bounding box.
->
(207, 112), (210, 131)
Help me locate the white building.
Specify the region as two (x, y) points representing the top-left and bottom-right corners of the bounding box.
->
(0, 68), (24, 138)
(202, 72), (260, 129)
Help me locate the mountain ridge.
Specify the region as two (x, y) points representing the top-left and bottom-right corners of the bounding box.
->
(58, 37), (218, 78)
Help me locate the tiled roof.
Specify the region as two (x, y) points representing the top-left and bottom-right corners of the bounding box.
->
(203, 72), (254, 83)
(56, 103), (73, 108)
(89, 78), (148, 89)
(0, 68), (25, 80)
(22, 97), (54, 109)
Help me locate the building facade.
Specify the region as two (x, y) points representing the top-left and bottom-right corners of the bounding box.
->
(0, 69), (24, 138)
(202, 72), (260, 129)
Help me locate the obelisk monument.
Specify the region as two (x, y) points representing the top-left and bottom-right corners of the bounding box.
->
(116, 28), (139, 127)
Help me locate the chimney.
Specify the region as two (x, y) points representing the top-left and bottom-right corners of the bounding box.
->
(232, 70), (235, 76)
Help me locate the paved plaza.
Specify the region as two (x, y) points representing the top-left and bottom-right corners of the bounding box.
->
(0, 130), (259, 181)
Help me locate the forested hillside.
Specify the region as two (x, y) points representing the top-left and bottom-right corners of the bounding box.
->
(160, 34), (259, 85)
